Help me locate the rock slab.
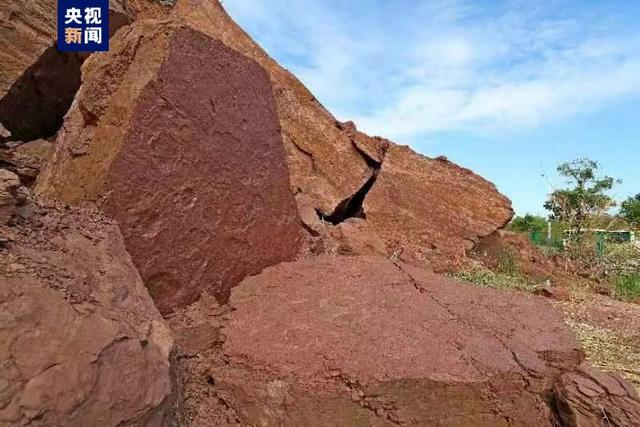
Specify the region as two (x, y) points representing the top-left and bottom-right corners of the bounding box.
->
(0, 201), (174, 426)
(365, 146), (515, 271)
(37, 22), (303, 313)
(173, 255), (640, 426)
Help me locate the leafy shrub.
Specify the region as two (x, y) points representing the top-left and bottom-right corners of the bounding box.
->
(614, 273), (640, 302)
(509, 214), (548, 234)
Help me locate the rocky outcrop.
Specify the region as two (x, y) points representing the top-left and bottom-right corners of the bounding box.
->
(0, 139), (52, 185)
(37, 21), (303, 313)
(168, 255), (640, 426)
(163, 2), (513, 271)
(0, 200), (174, 426)
(0, 0), (56, 100)
(364, 146), (514, 271)
(169, 0), (374, 214)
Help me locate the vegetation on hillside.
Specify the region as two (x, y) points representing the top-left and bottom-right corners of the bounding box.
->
(500, 158), (639, 303)
(544, 158), (620, 234)
(621, 194), (640, 228)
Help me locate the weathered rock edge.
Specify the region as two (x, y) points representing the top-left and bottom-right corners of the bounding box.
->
(0, 200), (175, 426)
(170, 255), (639, 426)
(37, 21), (303, 313)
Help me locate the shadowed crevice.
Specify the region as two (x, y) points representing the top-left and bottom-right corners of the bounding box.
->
(0, 46), (82, 141)
(316, 173), (378, 225)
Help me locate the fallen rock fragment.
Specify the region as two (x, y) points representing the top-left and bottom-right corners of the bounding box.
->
(0, 169), (19, 224)
(0, 122), (10, 139)
(0, 138), (52, 184)
(554, 365), (640, 426)
(364, 146), (515, 271)
(327, 218), (388, 256)
(37, 21), (303, 313)
(0, 201), (174, 426)
(173, 255), (637, 426)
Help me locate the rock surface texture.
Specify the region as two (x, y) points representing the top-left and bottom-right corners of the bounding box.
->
(37, 21), (303, 313)
(0, 200), (174, 426)
(364, 147), (515, 271)
(554, 365), (640, 426)
(0, 169), (20, 225)
(0, 1), (132, 140)
(3, 2), (637, 426)
(0, 139), (52, 185)
(169, 0), (374, 214)
(169, 256), (640, 426)
(164, 1), (514, 268)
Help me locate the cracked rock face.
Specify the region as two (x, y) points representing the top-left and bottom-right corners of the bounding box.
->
(170, 0), (374, 214)
(0, 139), (52, 186)
(175, 255), (633, 426)
(364, 145), (515, 271)
(37, 21), (303, 313)
(554, 365), (640, 426)
(0, 201), (174, 426)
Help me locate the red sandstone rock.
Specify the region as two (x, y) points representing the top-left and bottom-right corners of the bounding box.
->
(37, 21), (303, 313)
(0, 1), (132, 141)
(554, 365), (640, 426)
(0, 139), (52, 185)
(173, 255), (624, 425)
(364, 146), (515, 271)
(327, 219), (388, 256)
(0, 201), (174, 426)
(338, 120), (391, 166)
(169, 0), (374, 214)
(151, 1), (513, 271)
(0, 169), (19, 225)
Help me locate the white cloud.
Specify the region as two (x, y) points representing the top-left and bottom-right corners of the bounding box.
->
(226, 0), (640, 142)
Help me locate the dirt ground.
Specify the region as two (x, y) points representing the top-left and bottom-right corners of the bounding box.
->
(556, 288), (640, 391)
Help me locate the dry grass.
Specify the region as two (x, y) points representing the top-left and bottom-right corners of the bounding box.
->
(567, 320), (640, 391)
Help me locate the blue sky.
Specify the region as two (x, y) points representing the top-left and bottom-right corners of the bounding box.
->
(225, 0), (640, 215)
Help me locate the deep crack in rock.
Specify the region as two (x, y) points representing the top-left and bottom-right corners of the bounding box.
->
(0, 46), (82, 141)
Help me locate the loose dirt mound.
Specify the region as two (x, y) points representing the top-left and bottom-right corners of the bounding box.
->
(474, 230), (556, 278)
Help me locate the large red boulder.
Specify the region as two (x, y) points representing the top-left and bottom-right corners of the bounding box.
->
(170, 256), (638, 425)
(364, 146), (514, 271)
(164, 3), (515, 272)
(36, 21), (303, 313)
(0, 200), (174, 426)
(169, 0), (374, 214)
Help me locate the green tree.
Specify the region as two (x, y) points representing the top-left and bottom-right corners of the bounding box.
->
(510, 214), (547, 234)
(544, 158), (619, 233)
(620, 194), (640, 228)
